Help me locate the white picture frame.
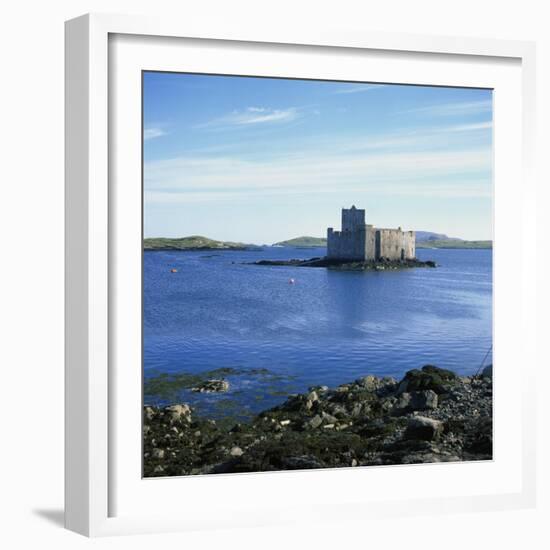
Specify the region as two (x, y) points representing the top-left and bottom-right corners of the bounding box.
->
(65, 13), (537, 537)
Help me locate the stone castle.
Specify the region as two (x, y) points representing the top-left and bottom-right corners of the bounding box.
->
(327, 206), (415, 261)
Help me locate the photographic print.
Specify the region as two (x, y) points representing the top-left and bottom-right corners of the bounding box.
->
(142, 73), (493, 477)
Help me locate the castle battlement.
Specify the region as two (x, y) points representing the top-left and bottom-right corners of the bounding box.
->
(327, 206), (415, 261)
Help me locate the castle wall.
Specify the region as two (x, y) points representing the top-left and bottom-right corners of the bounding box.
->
(402, 231), (416, 259)
(327, 227), (366, 260)
(365, 224), (376, 260)
(376, 228), (416, 260)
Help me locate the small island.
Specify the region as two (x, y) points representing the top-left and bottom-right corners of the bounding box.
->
(144, 235), (260, 251)
(274, 234), (492, 250)
(416, 239), (492, 249)
(256, 206), (435, 271)
(273, 236), (327, 248)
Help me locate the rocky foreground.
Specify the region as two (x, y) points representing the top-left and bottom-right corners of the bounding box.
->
(143, 365), (492, 477)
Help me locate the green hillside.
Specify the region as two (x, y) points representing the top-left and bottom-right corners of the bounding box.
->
(274, 236), (327, 247)
(416, 239), (492, 249)
(144, 235), (258, 251)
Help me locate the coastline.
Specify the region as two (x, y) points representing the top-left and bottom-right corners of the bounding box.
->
(143, 365), (492, 477)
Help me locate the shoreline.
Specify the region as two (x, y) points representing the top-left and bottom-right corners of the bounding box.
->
(144, 365), (492, 477)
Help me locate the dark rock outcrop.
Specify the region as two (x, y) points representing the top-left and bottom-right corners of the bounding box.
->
(249, 257), (436, 271)
(192, 379), (230, 393)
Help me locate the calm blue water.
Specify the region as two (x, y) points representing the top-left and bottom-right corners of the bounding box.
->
(143, 247), (492, 417)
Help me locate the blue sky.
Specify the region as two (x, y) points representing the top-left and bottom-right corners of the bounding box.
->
(143, 72), (493, 242)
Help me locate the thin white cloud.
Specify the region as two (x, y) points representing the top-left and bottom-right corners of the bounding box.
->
(197, 107), (299, 129)
(312, 121), (492, 154)
(333, 84), (386, 95)
(144, 146), (491, 203)
(399, 99), (492, 117)
(444, 121), (493, 132)
(144, 127), (166, 140)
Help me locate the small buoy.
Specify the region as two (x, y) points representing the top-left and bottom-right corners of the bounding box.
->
(170, 268), (178, 273)
(288, 278), (295, 284)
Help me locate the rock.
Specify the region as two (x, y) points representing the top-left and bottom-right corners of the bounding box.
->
(392, 390), (438, 414)
(230, 446), (244, 457)
(356, 375), (377, 390)
(152, 448), (165, 459)
(321, 412), (338, 424)
(393, 392), (412, 412)
(192, 379), (230, 393)
(380, 398), (396, 413)
(165, 404), (192, 423)
(404, 416), (444, 441)
(482, 364), (493, 379)
(144, 406), (156, 420)
(307, 391), (319, 402)
(308, 415), (323, 429)
(398, 365), (457, 395)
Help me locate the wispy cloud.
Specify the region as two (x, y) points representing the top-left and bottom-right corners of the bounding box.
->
(197, 107), (299, 129)
(144, 127), (166, 140)
(399, 99), (492, 117)
(145, 145), (491, 204)
(332, 84), (386, 95)
(444, 121), (493, 132)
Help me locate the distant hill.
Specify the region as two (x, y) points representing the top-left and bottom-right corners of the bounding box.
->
(274, 233), (492, 250)
(144, 236), (260, 251)
(273, 236), (327, 247)
(416, 239), (492, 249)
(416, 231), (460, 242)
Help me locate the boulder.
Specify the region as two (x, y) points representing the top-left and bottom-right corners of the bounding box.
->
(393, 390), (439, 413)
(230, 446), (244, 457)
(165, 404), (192, 423)
(404, 416), (443, 441)
(192, 379), (230, 393)
(308, 415), (323, 429)
(398, 365), (457, 395)
(144, 406), (156, 420)
(307, 390), (319, 403)
(321, 412), (338, 424)
(152, 448), (165, 459)
(356, 375), (377, 391)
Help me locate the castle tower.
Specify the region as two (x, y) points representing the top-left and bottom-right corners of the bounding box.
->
(341, 205), (366, 231)
(327, 206), (370, 261)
